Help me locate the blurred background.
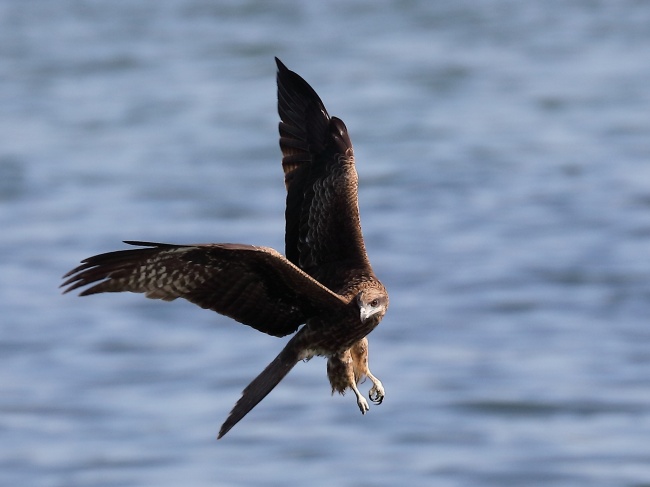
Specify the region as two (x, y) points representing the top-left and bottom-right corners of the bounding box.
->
(1, 1), (649, 486)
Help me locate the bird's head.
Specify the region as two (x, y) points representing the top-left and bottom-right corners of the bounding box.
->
(356, 288), (389, 324)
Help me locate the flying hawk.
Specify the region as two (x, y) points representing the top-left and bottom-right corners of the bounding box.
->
(62, 58), (389, 439)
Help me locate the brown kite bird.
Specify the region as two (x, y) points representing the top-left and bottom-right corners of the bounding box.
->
(62, 58), (389, 438)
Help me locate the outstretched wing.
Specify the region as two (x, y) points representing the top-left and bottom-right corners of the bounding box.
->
(61, 241), (347, 337)
(276, 58), (372, 289)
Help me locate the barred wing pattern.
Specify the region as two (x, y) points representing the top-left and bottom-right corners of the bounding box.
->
(62, 241), (347, 337)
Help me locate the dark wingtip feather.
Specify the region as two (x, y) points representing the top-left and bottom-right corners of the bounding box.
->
(276, 58), (329, 119)
(122, 240), (170, 247)
(61, 243), (153, 295)
(60, 261), (95, 293)
(60, 241), (183, 295)
(60, 262), (112, 295)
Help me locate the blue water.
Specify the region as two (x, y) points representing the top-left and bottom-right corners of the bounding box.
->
(2, 1), (650, 486)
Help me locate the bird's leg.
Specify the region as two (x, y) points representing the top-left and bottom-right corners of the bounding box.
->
(327, 351), (369, 414)
(349, 379), (370, 414)
(350, 338), (385, 405)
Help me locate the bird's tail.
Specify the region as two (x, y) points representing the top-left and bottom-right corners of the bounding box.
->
(218, 336), (304, 439)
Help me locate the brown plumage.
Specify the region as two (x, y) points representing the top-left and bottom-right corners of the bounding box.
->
(62, 58), (388, 439)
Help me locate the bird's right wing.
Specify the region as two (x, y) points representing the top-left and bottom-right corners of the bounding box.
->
(61, 241), (347, 337)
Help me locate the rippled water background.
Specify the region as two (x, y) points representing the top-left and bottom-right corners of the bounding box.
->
(2, 1), (650, 486)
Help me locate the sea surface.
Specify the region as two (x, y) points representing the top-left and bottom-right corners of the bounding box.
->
(2, 1), (650, 486)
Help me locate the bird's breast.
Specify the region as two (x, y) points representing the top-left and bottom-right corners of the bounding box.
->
(302, 311), (382, 357)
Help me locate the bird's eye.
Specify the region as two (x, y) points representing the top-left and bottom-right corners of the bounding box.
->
(370, 299), (379, 307)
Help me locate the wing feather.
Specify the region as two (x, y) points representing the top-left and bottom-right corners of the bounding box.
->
(276, 58), (372, 289)
(61, 241), (347, 337)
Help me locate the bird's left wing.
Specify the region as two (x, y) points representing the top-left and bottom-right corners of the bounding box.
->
(276, 58), (373, 288)
(61, 241), (347, 337)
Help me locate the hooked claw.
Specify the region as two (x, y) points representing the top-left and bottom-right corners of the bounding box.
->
(369, 382), (385, 404)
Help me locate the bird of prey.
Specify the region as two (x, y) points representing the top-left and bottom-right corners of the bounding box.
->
(62, 58), (389, 439)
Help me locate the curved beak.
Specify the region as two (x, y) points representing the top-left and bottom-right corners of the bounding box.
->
(360, 305), (371, 323)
